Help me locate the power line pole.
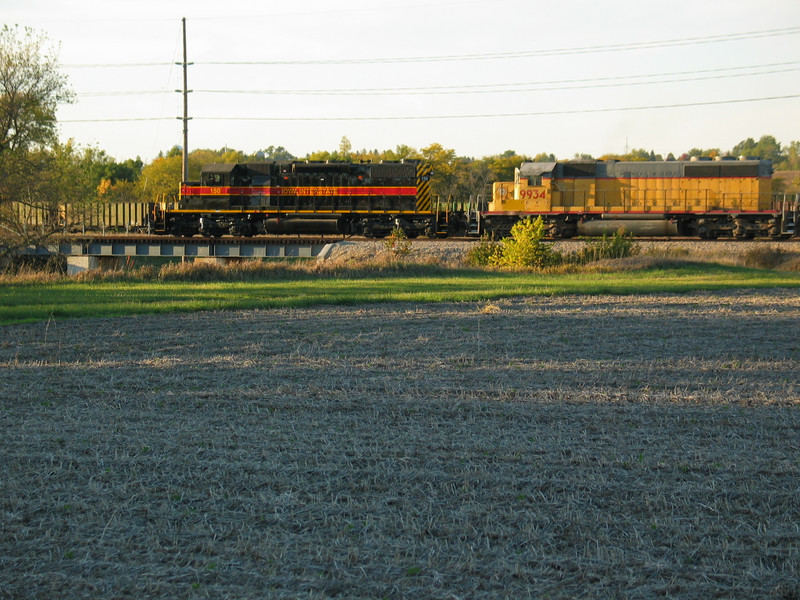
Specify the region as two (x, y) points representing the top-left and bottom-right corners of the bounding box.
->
(177, 17), (192, 182)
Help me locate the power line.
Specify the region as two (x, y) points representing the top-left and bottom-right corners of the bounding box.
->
(74, 61), (800, 98)
(59, 93), (800, 122)
(63, 62), (172, 68)
(194, 63), (800, 96)
(77, 91), (170, 96)
(62, 26), (800, 69)
(201, 26), (800, 65)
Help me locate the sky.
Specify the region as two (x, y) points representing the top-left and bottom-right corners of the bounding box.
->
(5, 0), (800, 163)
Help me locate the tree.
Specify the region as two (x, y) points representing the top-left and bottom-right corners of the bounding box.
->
(682, 148), (720, 160)
(259, 145), (296, 160)
(137, 154), (182, 202)
(731, 135), (785, 163)
(84, 148), (142, 186)
(389, 144), (421, 161)
(780, 141), (800, 171)
(83, 148), (144, 204)
(0, 25), (74, 265)
(453, 157), (492, 203)
(0, 26), (72, 155)
(421, 143), (459, 199)
(601, 149), (663, 162)
(338, 135), (353, 160)
(485, 151), (528, 183)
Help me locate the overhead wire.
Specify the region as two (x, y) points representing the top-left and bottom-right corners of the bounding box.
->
(193, 62), (800, 96)
(199, 26), (800, 65)
(74, 61), (800, 98)
(59, 25), (800, 124)
(59, 94), (800, 122)
(62, 26), (800, 69)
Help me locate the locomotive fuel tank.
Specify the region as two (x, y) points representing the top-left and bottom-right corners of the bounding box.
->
(577, 215), (679, 236)
(263, 217), (342, 235)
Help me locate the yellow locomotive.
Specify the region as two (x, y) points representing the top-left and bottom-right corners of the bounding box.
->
(486, 158), (795, 239)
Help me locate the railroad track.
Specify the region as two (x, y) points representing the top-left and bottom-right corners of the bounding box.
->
(52, 234), (800, 245)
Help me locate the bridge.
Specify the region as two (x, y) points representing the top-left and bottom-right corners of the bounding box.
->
(16, 236), (341, 275)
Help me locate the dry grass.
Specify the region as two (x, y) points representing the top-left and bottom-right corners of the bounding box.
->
(1, 290), (799, 598)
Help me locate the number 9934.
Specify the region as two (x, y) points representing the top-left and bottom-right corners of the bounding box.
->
(519, 188), (547, 200)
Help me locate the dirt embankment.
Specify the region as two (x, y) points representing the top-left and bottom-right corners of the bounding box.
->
(1, 290), (799, 598)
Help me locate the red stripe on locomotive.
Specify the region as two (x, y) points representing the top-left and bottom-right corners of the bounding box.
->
(180, 185), (418, 196)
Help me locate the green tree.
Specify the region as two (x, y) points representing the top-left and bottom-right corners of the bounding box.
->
(0, 25), (74, 264)
(0, 26), (72, 156)
(220, 148), (245, 164)
(259, 145), (296, 160)
(731, 135), (784, 163)
(388, 144), (421, 161)
(779, 141), (800, 171)
(453, 157), (492, 204)
(601, 148), (663, 162)
(421, 143), (458, 199)
(338, 135), (353, 160)
(485, 150), (531, 183)
(188, 148), (223, 176)
(138, 154), (182, 202)
(85, 148), (144, 204)
(86, 148), (142, 185)
(682, 148), (720, 160)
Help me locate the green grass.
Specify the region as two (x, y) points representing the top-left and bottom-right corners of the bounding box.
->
(1, 263), (799, 325)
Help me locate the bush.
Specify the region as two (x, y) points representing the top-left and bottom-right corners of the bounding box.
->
(465, 237), (502, 267)
(491, 217), (561, 269)
(382, 226), (412, 259)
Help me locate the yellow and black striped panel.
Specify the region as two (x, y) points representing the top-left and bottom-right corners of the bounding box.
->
(416, 162), (433, 213)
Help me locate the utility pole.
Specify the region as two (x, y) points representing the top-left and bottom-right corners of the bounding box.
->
(177, 17), (192, 182)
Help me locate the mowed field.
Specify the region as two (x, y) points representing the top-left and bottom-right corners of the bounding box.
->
(1, 290), (799, 598)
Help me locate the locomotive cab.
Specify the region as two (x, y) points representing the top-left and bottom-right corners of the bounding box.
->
(490, 162), (553, 212)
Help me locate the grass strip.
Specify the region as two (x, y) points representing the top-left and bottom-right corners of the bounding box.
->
(1, 263), (799, 325)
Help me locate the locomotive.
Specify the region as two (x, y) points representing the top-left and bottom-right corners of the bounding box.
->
(487, 158), (797, 239)
(155, 159), (467, 238)
(151, 157), (797, 239)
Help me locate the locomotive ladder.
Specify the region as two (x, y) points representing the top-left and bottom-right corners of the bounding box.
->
(780, 194), (799, 236)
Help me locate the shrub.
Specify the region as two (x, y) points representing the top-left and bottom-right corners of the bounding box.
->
(491, 217), (561, 269)
(465, 237), (502, 267)
(382, 226), (412, 259)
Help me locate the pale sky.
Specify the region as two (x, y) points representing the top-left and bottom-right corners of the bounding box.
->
(5, 0), (800, 162)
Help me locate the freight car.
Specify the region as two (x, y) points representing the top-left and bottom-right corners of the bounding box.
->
(155, 159), (467, 238)
(9, 200), (153, 234)
(485, 158), (798, 239)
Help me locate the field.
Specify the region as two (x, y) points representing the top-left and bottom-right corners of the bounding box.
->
(1, 288), (799, 598)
